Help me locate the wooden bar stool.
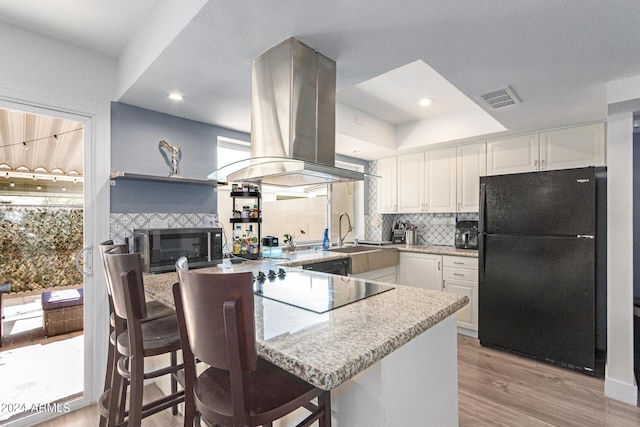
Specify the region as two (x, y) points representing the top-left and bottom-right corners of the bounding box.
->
(103, 250), (184, 426)
(97, 241), (176, 426)
(173, 257), (331, 427)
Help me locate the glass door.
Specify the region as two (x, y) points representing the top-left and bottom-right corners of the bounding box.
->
(0, 97), (107, 426)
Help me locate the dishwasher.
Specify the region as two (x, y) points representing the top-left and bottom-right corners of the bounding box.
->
(302, 258), (350, 276)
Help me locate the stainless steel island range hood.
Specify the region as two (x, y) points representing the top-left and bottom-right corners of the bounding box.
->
(210, 38), (370, 187)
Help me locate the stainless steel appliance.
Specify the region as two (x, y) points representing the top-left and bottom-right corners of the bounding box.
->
(301, 258), (350, 276)
(391, 221), (406, 244)
(210, 37), (370, 187)
(478, 167), (606, 374)
(133, 227), (223, 273)
(455, 220), (478, 249)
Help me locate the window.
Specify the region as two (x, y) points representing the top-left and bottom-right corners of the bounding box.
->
(215, 137), (364, 245)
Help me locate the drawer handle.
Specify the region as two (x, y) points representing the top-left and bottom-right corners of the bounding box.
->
(453, 262), (464, 265)
(454, 273), (465, 277)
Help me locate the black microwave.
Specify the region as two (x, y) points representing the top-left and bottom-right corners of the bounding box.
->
(133, 227), (223, 273)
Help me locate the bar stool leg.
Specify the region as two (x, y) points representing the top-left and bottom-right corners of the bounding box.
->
(107, 355), (126, 427)
(171, 350), (178, 415)
(128, 353), (145, 426)
(99, 328), (116, 427)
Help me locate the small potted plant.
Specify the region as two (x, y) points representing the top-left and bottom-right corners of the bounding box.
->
(283, 233), (296, 252)
(283, 230), (305, 252)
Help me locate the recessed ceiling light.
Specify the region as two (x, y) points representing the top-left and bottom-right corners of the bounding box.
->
(419, 98), (434, 107)
(168, 93), (184, 101)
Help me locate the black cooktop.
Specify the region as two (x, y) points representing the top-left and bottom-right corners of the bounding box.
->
(253, 269), (395, 314)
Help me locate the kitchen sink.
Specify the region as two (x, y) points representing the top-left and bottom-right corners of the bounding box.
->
(328, 246), (399, 274)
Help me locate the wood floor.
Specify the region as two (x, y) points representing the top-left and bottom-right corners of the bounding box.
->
(36, 335), (640, 426)
(457, 334), (640, 426)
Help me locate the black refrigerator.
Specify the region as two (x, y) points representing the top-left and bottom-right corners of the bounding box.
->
(478, 166), (605, 374)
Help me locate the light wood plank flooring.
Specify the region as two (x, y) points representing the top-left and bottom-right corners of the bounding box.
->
(36, 335), (640, 426)
(458, 334), (640, 426)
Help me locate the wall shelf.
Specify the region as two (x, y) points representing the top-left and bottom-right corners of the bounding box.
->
(110, 171), (217, 186)
(231, 189), (261, 259)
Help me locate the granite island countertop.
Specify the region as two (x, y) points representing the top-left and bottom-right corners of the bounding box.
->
(143, 262), (468, 391)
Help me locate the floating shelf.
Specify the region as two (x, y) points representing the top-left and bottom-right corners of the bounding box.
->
(110, 171), (217, 186)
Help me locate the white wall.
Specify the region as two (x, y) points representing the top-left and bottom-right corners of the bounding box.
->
(604, 75), (639, 406)
(605, 112), (638, 405)
(0, 22), (116, 103)
(115, 0), (208, 98)
(0, 22), (115, 421)
(396, 106), (506, 151)
(217, 187), (329, 248)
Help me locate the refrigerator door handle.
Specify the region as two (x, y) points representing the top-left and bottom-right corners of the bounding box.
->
(479, 182), (486, 282)
(479, 232), (485, 282)
(479, 183), (486, 234)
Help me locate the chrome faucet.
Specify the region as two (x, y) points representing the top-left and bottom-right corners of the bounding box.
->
(338, 212), (353, 247)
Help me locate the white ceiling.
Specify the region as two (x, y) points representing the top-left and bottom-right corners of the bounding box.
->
(1, 1), (640, 161)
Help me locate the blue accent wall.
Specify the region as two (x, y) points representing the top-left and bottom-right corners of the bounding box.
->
(110, 102), (249, 213)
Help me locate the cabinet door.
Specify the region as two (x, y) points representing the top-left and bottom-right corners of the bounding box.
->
(397, 253), (442, 291)
(424, 147), (457, 213)
(443, 278), (478, 331)
(397, 153), (425, 213)
(486, 133), (539, 176)
(539, 123), (605, 171)
(456, 142), (486, 212)
(378, 157), (397, 213)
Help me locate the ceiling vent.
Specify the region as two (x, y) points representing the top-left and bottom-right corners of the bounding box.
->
(478, 86), (520, 110)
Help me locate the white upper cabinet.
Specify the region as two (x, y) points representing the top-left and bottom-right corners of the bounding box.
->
(456, 142), (486, 212)
(397, 153), (425, 213)
(378, 156), (398, 213)
(396, 147), (456, 213)
(539, 123), (605, 171)
(424, 147), (457, 213)
(486, 123), (605, 176)
(377, 123), (604, 214)
(486, 133), (539, 176)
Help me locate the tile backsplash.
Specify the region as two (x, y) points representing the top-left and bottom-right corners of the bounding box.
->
(109, 213), (218, 247)
(365, 159), (478, 246)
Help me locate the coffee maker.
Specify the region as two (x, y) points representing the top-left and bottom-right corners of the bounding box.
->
(455, 220), (479, 249)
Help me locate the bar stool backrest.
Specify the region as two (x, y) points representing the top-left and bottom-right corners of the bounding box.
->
(104, 251), (148, 321)
(175, 262), (257, 372)
(98, 241), (127, 296)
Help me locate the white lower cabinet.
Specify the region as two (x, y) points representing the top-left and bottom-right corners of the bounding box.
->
(397, 252), (442, 291)
(350, 266), (397, 284)
(398, 252), (478, 336)
(442, 255), (478, 336)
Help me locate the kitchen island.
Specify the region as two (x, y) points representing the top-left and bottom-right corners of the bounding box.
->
(144, 258), (468, 426)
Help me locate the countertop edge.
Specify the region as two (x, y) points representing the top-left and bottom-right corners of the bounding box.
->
(258, 295), (469, 390)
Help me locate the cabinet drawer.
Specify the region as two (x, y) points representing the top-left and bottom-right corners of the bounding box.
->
(443, 256), (477, 270)
(443, 267), (477, 282)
